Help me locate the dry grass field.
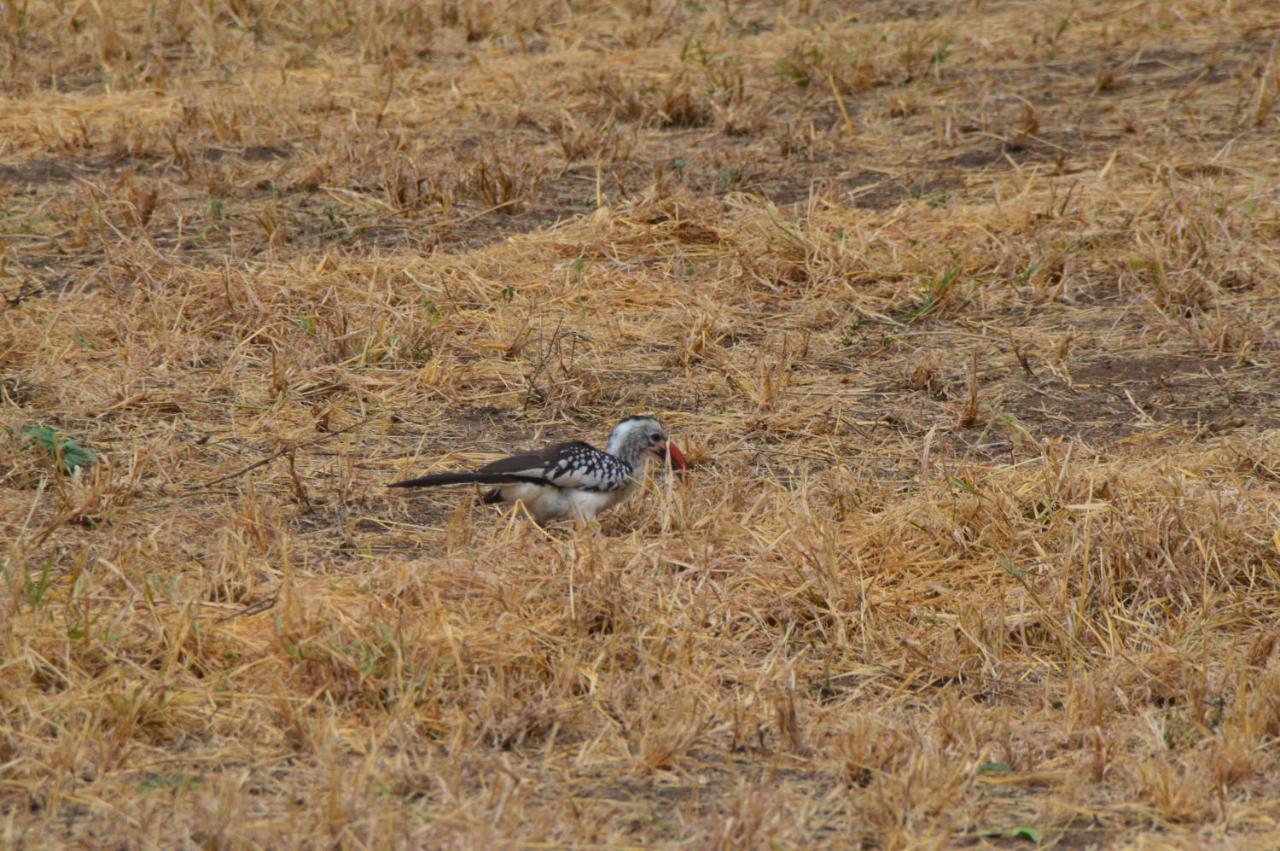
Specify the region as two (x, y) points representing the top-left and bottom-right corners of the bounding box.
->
(3, 0), (1280, 846)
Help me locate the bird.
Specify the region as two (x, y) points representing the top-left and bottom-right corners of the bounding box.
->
(389, 415), (687, 525)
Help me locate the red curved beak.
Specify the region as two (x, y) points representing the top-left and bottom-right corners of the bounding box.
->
(666, 440), (687, 471)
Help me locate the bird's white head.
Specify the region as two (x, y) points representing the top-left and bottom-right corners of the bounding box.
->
(606, 415), (687, 472)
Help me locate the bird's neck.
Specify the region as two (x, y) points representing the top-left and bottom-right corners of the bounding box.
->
(605, 437), (644, 474)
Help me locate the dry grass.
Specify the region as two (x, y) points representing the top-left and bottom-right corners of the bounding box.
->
(3, 0), (1280, 846)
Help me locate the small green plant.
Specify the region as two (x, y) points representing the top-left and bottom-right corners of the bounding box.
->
(421, 298), (443, 325)
(978, 825), (1043, 844)
(1013, 260), (1042, 284)
(894, 267), (960, 323)
(22, 425), (97, 474)
(137, 774), (203, 793)
(24, 554), (55, 607)
(977, 761), (1013, 774)
(931, 40), (953, 68)
(777, 52), (816, 87)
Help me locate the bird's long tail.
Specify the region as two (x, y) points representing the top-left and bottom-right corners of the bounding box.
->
(388, 472), (543, 489)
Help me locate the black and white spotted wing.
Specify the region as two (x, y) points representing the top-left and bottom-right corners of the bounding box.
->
(479, 441), (630, 492)
(388, 441), (631, 492)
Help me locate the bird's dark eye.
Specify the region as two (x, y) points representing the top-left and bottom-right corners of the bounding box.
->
(649, 432), (663, 443)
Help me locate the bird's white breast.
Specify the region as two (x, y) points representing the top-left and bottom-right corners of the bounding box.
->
(499, 483), (566, 523)
(498, 481), (634, 523)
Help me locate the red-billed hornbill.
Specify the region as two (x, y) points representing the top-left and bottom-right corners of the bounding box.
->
(389, 415), (687, 524)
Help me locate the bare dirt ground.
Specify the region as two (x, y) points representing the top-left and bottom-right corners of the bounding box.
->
(3, 1), (1280, 846)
